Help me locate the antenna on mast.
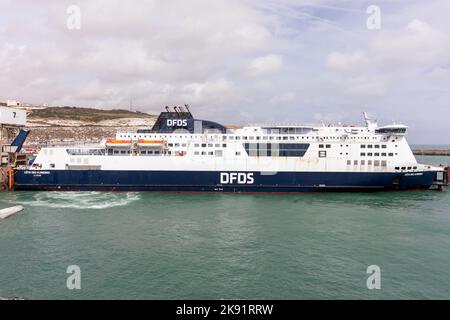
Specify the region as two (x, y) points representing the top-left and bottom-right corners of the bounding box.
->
(363, 112), (378, 128)
(184, 104), (191, 116)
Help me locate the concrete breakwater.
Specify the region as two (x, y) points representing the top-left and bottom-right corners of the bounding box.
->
(413, 149), (450, 156)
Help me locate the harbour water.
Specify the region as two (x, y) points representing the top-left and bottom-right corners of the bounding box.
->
(0, 153), (449, 299)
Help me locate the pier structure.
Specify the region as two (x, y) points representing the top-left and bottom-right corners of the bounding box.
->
(413, 149), (450, 156)
(0, 106), (27, 191)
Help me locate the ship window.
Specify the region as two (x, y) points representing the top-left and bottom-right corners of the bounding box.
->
(168, 143), (173, 147)
(114, 150), (119, 154)
(354, 160), (358, 165)
(381, 160), (387, 167)
(249, 137), (254, 140)
(374, 160), (380, 166)
(382, 145), (387, 148)
(382, 153), (387, 156)
(208, 151), (213, 155)
(202, 144), (206, 147)
(413, 166), (417, 169)
(361, 145), (366, 148)
(208, 144), (213, 147)
(395, 167), (400, 170)
(50, 163), (55, 168)
(375, 153), (380, 156)
(368, 160), (372, 165)
(215, 144), (220, 147)
(236, 152), (241, 155)
(175, 143), (180, 147)
(235, 136), (241, 140)
(319, 144), (324, 148)
(407, 167), (412, 170)
(257, 136), (261, 140)
(401, 167), (406, 170)
(201, 151), (206, 155)
(222, 144), (227, 147)
(141, 151), (147, 155)
(168, 151), (171, 155)
(194, 151), (199, 155)
(155, 151), (160, 155)
(229, 136), (234, 140)
(182, 144), (187, 147)
(319, 150), (327, 158)
(368, 145), (373, 148)
(368, 153), (373, 156)
(361, 153), (366, 156)
(361, 160), (365, 165)
(347, 160), (351, 165)
(326, 144), (331, 148)
(194, 144), (199, 147)
(375, 145), (380, 149)
(283, 136), (288, 140)
(243, 136), (248, 140)
(215, 150), (223, 157)
(389, 153), (394, 156)
(148, 151), (154, 155)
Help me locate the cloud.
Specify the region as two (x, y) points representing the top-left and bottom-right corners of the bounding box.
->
(248, 54), (283, 77)
(327, 50), (370, 72)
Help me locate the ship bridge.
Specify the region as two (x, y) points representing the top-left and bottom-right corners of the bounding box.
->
(375, 124), (408, 136)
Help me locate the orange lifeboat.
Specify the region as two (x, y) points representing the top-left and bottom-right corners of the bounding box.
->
(137, 139), (165, 147)
(106, 139), (132, 147)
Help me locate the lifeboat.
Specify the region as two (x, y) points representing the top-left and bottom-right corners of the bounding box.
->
(137, 139), (165, 147)
(106, 139), (132, 147)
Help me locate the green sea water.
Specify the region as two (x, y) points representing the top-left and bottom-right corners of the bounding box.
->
(0, 156), (449, 300)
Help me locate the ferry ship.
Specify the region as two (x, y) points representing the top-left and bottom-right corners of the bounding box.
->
(14, 106), (446, 192)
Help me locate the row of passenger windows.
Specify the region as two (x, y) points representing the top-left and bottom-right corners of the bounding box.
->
(360, 152), (395, 157)
(319, 144), (393, 149)
(168, 143), (187, 147)
(395, 166), (418, 170)
(119, 134), (390, 144)
(361, 144), (389, 149)
(228, 136), (382, 141)
(109, 150), (161, 155)
(243, 143), (310, 158)
(193, 151), (223, 156)
(347, 160), (388, 166)
(141, 150), (160, 155)
(194, 143), (227, 148)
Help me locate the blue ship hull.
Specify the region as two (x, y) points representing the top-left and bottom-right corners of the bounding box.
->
(13, 169), (437, 192)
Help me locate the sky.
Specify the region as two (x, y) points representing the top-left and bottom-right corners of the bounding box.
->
(0, 0), (449, 143)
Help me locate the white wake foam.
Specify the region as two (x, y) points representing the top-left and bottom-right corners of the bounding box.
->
(16, 192), (141, 210)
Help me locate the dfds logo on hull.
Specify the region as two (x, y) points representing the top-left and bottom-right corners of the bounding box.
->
(220, 172), (254, 184)
(167, 119), (187, 127)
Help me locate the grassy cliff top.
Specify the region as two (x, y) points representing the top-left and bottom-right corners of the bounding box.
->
(28, 106), (155, 122)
